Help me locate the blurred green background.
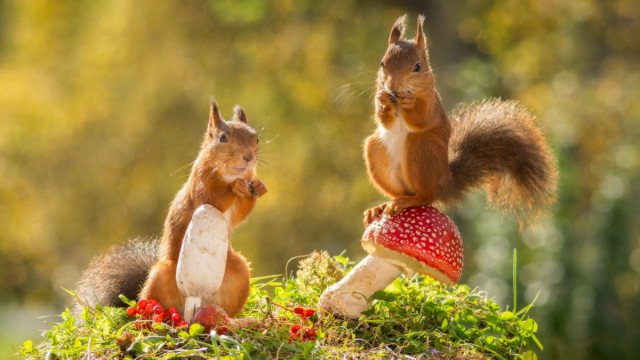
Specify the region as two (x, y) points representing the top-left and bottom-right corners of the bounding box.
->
(1, 0), (639, 358)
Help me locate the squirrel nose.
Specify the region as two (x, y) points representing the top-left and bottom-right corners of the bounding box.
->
(243, 154), (254, 162)
(392, 91), (399, 97)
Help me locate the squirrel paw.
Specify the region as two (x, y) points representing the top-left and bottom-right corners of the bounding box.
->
(382, 199), (405, 217)
(376, 90), (397, 107)
(249, 179), (268, 197)
(383, 196), (433, 217)
(398, 96), (416, 109)
(232, 178), (252, 197)
(363, 203), (387, 227)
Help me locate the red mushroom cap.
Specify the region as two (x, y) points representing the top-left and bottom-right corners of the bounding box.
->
(362, 206), (463, 284)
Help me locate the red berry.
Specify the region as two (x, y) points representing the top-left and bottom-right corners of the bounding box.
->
(290, 324), (302, 333)
(137, 299), (148, 309)
(171, 313), (182, 323)
(218, 326), (228, 335)
(126, 307), (137, 317)
(178, 321), (188, 328)
(147, 299), (157, 306)
(153, 314), (163, 322)
(153, 305), (164, 314)
(304, 309), (315, 318)
(168, 307), (178, 314)
(145, 304), (154, 314)
(305, 328), (317, 339)
(293, 306), (304, 315)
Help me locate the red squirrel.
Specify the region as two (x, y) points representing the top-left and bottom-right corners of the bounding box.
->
(76, 99), (266, 317)
(364, 15), (557, 225)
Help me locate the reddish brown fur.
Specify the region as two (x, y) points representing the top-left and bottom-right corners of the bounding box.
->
(140, 100), (266, 317)
(364, 15), (557, 226)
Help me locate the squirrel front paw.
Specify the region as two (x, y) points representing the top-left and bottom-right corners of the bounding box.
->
(249, 179), (268, 197)
(398, 96), (416, 109)
(232, 178), (252, 197)
(376, 90), (397, 107)
(363, 203), (387, 227)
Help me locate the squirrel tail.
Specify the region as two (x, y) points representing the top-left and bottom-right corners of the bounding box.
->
(439, 99), (558, 224)
(74, 239), (157, 314)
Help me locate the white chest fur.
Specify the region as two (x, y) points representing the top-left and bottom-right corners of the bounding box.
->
(378, 114), (409, 169)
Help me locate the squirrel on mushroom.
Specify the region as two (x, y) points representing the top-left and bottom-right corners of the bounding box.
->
(319, 15), (558, 318)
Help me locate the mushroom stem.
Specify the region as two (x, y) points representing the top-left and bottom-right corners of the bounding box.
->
(318, 254), (402, 318)
(176, 204), (229, 322)
(183, 296), (202, 323)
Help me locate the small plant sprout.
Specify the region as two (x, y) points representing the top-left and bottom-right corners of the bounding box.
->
(176, 204), (229, 322)
(319, 206), (464, 318)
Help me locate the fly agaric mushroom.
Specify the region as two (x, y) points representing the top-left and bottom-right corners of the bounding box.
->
(318, 206), (463, 318)
(176, 204), (229, 322)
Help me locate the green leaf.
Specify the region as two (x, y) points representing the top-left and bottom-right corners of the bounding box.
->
(22, 339), (33, 351)
(499, 311), (515, 321)
(371, 290), (396, 302)
(531, 334), (544, 351)
(441, 318), (449, 331)
(189, 323), (205, 337)
(360, 308), (376, 316)
(118, 294), (137, 307)
(333, 255), (350, 266)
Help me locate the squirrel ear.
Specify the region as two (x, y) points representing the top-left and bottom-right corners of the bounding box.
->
(209, 97), (224, 130)
(389, 14), (407, 44)
(233, 105), (247, 124)
(416, 14), (427, 49)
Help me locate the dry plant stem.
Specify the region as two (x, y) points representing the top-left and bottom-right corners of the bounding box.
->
(176, 204), (229, 322)
(318, 254), (402, 318)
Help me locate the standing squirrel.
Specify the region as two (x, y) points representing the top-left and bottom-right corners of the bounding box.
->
(364, 15), (557, 225)
(75, 99), (267, 317)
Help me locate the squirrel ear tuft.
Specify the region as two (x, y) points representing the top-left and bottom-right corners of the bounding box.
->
(389, 14), (407, 44)
(416, 14), (427, 49)
(233, 105), (247, 124)
(209, 97), (224, 130)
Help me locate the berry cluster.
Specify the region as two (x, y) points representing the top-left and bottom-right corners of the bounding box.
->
(292, 306), (315, 320)
(290, 324), (317, 342)
(126, 298), (188, 330)
(289, 306), (317, 342)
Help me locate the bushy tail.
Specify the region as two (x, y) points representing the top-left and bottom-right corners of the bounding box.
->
(74, 239), (158, 314)
(439, 99), (558, 223)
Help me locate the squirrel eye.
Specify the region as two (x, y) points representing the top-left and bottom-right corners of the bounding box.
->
(413, 63), (421, 72)
(219, 134), (228, 143)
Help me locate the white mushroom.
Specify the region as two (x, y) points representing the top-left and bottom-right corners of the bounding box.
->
(319, 206), (464, 318)
(176, 204), (229, 322)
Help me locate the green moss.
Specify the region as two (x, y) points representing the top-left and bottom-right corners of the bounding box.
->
(19, 252), (541, 359)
